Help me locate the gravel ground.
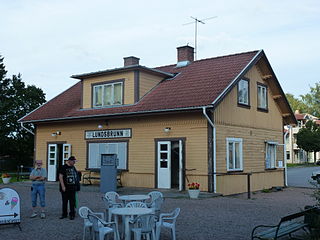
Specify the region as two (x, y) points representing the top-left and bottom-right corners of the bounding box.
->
(0, 182), (316, 240)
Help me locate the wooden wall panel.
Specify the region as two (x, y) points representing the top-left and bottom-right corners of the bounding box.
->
(139, 72), (163, 99)
(82, 72), (135, 108)
(35, 112), (208, 189)
(216, 170), (283, 195)
(215, 124), (284, 173)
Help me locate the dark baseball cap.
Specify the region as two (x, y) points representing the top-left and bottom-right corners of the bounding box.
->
(68, 156), (77, 161)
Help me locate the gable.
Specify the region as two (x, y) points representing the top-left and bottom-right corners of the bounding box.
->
(214, 65), (283, 130)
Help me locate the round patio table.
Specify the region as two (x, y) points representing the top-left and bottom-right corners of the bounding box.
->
(112, 207), (153, 240)
(119, 194), (150, 202)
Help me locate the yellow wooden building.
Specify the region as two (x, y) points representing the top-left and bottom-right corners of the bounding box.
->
(19, 46), (296, 195)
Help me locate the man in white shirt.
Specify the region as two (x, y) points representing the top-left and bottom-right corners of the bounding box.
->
(29, 160), (47, 218)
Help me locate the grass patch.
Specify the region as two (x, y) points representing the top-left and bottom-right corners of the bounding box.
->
(261, 188), (271, 193)
(287, 163), (317, 168)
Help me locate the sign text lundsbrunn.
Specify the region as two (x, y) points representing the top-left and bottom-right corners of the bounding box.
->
(85, 129), (131, 139)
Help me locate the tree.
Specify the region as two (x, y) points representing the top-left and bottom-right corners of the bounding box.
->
(300, 83), (320, 117)
(0, 55), (46, 170)
(296, 120), (320, 164)
(285, 93), (308, 114)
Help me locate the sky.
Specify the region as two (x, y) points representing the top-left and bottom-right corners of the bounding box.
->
(0, 0), (319, 101)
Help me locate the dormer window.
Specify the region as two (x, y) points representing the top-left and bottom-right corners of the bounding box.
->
(93, 81), (123, 107)
(238, 78), (249, 107)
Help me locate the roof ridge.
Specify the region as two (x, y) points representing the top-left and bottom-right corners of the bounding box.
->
(154, 50), (260, 69)
(192, 50), (260, 64)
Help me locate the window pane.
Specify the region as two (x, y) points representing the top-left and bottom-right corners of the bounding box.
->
(238, 80), (248, 105)
(228, 142), (234, 169)
(103, 85), (112, 106)
(160, 153), (167, 160)
(114, 83), (122, 104)
(235, 142), (240, 169)
(266, 144), (276, 168)
(94, 86), (102, 106)
(89, 142), (127, 170)
(160, 144), (167, 151)
(258, 85), (267, 109)
(271, 145), (276, 168)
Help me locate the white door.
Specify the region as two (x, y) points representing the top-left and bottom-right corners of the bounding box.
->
(179, 140), (183, 191)
(48, 144), (58, 181)
(62, 144), (71, 164)
(157, 141), (171, 188)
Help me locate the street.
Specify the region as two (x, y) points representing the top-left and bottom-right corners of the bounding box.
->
(288, 166), (320, 188)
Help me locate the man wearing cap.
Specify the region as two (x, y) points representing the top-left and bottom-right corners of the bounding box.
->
(29, 160), (47, 219)
(58, 156), (80, 220)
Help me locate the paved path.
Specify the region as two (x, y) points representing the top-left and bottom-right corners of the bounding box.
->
(1, 182), (316, 240)
(287, 166), (320, 188)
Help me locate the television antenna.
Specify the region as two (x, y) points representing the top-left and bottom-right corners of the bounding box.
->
(183, 16), (217, 60)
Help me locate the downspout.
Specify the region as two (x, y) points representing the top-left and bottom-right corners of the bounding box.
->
(283, 125), (291, 187)
(202, 107), (216, 193)
(20, 122), (34, 135)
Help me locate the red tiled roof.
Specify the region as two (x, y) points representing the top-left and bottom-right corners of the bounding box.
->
(20, 50), (260, 123)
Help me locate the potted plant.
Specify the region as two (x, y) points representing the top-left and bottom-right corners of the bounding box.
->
(188, 182), (200, 199)
(1, 173), (11, 184)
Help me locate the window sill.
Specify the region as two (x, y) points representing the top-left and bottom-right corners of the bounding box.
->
(227, 170), (244, 173)
(265, 168), (277, 171)
(237, 103), (250, 109)
(257, 107), (268, 113)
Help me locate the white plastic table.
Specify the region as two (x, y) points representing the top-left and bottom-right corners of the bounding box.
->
(119, 194), (150, 203)
(111, 207), (153, 240)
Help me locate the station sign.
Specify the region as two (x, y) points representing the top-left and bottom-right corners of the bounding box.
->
(85, 129), (131, 139)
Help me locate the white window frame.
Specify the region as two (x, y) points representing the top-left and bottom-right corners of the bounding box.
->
(226, 138), (243, 171)
(93, 82), (123, 107)
(238, 79), (249, 105)
(257, 84), (267, 109)
(266, 141), (277, 169)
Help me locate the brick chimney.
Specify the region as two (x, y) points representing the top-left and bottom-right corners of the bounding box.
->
(124, 56), (140, 67)
(177, 45), (194, 63)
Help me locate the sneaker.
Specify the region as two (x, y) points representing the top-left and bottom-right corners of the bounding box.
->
(30, 213), (37, 218)
(40, 212), (46, 219)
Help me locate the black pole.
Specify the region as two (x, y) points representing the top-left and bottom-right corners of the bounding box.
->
(247, 173), (252, 199)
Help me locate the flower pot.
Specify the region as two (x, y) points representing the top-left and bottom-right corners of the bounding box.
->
(2, 177), (11, 184)
(188, 189), (200, 199)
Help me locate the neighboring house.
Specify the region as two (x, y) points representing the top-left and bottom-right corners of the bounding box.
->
(285, 111), (320, 164)
(19, 46), (296, 195)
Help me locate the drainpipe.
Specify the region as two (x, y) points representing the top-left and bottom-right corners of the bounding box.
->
(202, 107), (216, 193)
(20, 122), (34, 135)
(283, 125), (291, 187)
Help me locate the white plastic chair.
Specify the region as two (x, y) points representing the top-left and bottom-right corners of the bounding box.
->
(102, 191), (123, 221)
(78, 206), (104, 240)
(156, 208), (180, 240)
(130, 214), (158, 240)
(125, 201), (147, 208)
(146, 191), (164, 217)
(88, 213), (120, 240)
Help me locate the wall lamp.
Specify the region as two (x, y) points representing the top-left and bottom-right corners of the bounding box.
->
(163, 127), (171, 133)
(98, 120), (109, 129)
(51, 131), (61, 137)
